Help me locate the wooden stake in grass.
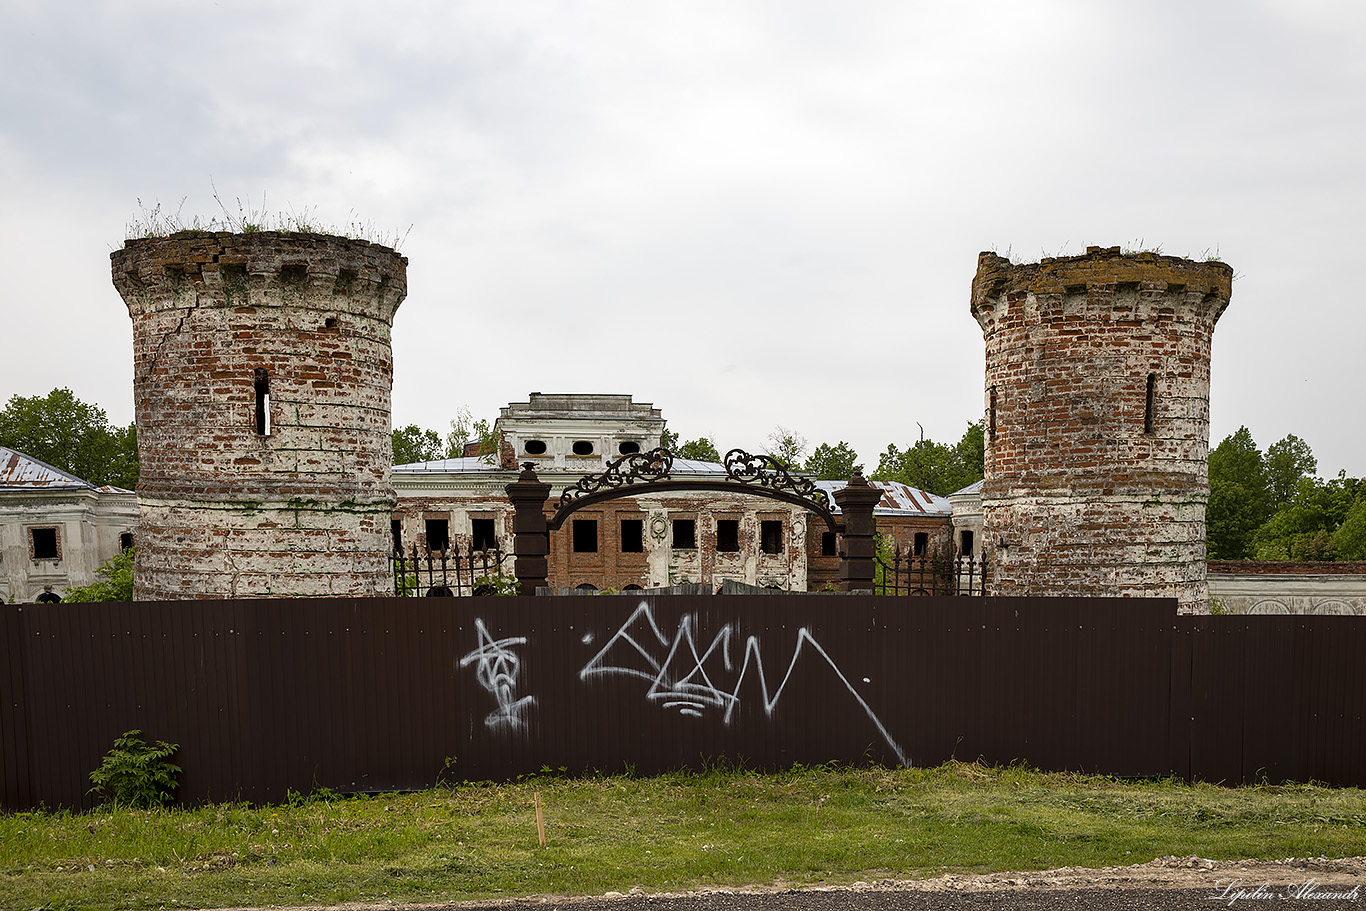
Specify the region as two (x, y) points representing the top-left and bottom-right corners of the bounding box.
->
(535, 792), (546, 847)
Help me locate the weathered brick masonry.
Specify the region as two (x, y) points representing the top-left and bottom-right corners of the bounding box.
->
(971, 246), (1233, 612)
(111, 232), (407, 599)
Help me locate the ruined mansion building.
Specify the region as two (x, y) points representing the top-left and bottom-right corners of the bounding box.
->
(390, 393), (956, 593)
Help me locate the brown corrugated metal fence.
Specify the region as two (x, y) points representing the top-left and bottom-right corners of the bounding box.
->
(3, 596), (1363, 810)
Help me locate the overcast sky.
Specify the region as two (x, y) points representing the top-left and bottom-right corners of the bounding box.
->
(2, 0), (1362, 477)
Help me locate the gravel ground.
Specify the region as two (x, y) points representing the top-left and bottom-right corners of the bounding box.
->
(211, 856), (1366, 911)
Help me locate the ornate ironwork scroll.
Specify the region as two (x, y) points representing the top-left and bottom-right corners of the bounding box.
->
(723, 448), (831, 512)
(556, 447), (674, 509)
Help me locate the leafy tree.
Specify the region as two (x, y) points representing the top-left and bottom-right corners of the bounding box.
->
(446, 405), (476, 458)
(0, 388), (138, 489)
(391, 424), (444, 465)
(660, 428), (721, 462)
(676, 437), (721, 462)
(955, 421), (985, 476)
(872, 422), (984, 497)
(463, 418), (500, 464)
(1206, 427), (1272, 559)
(1250, 472), (1356, 561)
(1333, 499), (1366, 560)
(63, 548), (135, 602)
(442, 406), (499, 464)
(805, 441), (863, 480)
(1265, 434), (1317, 509)
(765, 426), (808, 470)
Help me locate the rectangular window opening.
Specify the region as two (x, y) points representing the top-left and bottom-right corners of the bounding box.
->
(821, 531), (837, 557)
(960, 529), (975, 557)
(472, 518), (497, 551)
(760, 520), (783, 555)
(31, 527), (59, 560)
(119, 532), (135, 551)
(573, 519), (599, 553)
(716, 519), (740, 553)
(391, 520), (403, 554)
(672, 519), (696, 549)
(913, 532), (929, 557)
(425, 518), (449, 553)
(254, 368), (270, 436)
(620, 519), (644, 553)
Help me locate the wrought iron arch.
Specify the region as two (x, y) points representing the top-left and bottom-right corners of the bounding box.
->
(546, 447), (841, 533)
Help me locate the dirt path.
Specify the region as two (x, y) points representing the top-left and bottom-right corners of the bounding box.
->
(210, 856), (1366, 910)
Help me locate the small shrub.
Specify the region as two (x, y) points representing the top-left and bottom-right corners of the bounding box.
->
(472, 568), (520, 596)
(63, 547), (134, 602)
(88, 729), (182, 808)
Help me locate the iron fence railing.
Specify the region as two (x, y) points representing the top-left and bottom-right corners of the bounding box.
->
(874, 546), (987, 596)
(393, 543), (514, 597)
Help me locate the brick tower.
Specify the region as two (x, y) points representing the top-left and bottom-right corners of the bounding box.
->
(111, 231), (407, 599)
(970, 246), (1233, 612)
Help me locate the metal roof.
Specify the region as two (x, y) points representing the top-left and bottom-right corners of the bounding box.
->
(949, 479), (983, 497)
(393, 455), (500, 473)
(0, 447), (96, 490)
(816, 479), (952, 517)
(393, 455), (731, 476)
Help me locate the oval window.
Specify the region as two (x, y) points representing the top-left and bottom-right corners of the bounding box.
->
(618, 441), (641, 455)
(524, 440), (547, 455)
(572, 441), (594, 455)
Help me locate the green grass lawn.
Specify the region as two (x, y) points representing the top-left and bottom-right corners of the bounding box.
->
(3, 762), (1364, 910)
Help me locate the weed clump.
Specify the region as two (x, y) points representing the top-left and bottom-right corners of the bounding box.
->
(88, 729), (181, 809)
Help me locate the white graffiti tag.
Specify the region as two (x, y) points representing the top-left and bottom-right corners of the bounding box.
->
(459, 618), (536, 731)
(580, 602), (909, 766)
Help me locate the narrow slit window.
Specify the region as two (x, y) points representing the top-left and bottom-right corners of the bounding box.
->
(1144, 373), (1156, 434)
(989, 386), (997, 442)
(254, 368), (270, 435)
(391, 520), (403, 553)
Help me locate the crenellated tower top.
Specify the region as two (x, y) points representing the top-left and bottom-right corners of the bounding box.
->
(971, 245), (1232, 332)
(112, 230), (407, 323)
